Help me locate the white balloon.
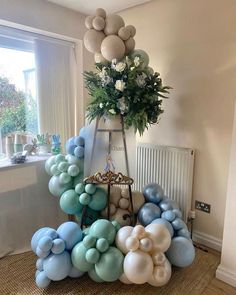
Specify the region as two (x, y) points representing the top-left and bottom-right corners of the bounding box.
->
(104, 14), (125, 35)
(94, 52), (107, 64)
(119, 198), (130, 210)
(124, 250), (153, 284)
(132, 225), (146, 239)
(145, 224), (171, 253)
(126, 236), (139, 252)
(112, 208), (131, 227)
(119, 272), (133, 284)
(147, 259), (172, 287)
(115, 226), (133, 254)
(110, 186), (122, 206)
(96, 8), (106, 19)
(84, 29), (105, 53)
(85, 15), (94, 29)
(139, 237), (153, 253)
(92, 16), (105, 31)
(152, 251), (166, 266)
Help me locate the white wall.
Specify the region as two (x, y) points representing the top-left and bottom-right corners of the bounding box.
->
(120, 0), (236, 244)
(216, 102), (236, 286)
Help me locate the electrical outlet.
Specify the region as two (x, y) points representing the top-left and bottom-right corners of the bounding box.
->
(195, 200), (211, 213)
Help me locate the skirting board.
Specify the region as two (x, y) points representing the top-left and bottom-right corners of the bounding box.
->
(192, 230), (222, 252)
(216, 265), (236, 287)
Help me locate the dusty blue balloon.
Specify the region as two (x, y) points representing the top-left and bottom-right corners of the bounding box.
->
(151, 218), (174, 237)
(166, 237), (195, 267)
(35, 271), (51, 288)
(71, 242), (93, 272)
(143, 183), (164, 204)
(95, 247), (124, 282)
(51, 238), (65, 254)
(60, 189), (82, 214)
(89, 187), (107, 211)
(159, 198), (179, 212)
(161, 210), (176, 222)
(38, 236), (53, 252)
(74, 146), (84, 158)
(31, 227), (57, 253)
(177, 228), (191, 239)
(57, 222), (83, 250)
(172, 218), (188, 231)
(138, 202), (161, 226)
(88, 267), (104, 283)
(74, 136), (85, 146)
(36, 258), (44, 271)
(36, 247), (50, 258)
(48, 175), (73, 197)
(43, 251), (72, 280)
(172, 208), (183, 219)
(89, 219), (116, 244)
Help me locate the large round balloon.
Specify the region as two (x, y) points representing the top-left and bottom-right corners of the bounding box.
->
(151, 218), (174, 237)
(84, 29), (105, 53)
(57, 222), (83, 251)
(43, 251), (72, 281)
(60, 190), (82, 215)
(143, 183), (164, 204)
(159, 198), (179, 212)
(89, 219), (116, 244)
(89, 187), (107, 211)
(71, 242), (93, 272)
(35, 271), (51, 288)
(48, 175), (72, 197)
(88, 267), (104, 283)
(101, 35), (125, 61)
(138, 203), (161, 226)
(124, 250), (153, 284)
(95, 247), (124, 282)
(145, 223), (171, 253)
(104, 14), (125, 35)
(166, 237), (195, 267)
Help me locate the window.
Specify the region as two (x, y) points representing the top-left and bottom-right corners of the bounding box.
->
(0, 36), (38, 159)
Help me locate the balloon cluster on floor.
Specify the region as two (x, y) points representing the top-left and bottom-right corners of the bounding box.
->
(84, 8), (136, 62)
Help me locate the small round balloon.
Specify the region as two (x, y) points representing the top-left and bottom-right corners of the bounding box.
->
(60, 190), (81, 215)
(143, 183), (164, 204)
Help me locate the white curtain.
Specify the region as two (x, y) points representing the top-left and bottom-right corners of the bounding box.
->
(35, 39), (78, 148)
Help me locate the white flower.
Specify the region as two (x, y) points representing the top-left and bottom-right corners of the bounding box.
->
(136, 73), (147, 87)
(111, 58), (117, 69)
(125, 56), (132, 67)
(134, 56), (140, 67)
(115, 80), (125, 92)
(115, 62), (126, 72)
(109, 109), (116, 115)
(99, 67), (107, 79)
(117, 97), (128, 114)
(99, 103), (104, 108)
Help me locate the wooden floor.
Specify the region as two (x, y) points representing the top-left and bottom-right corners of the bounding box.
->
(0, 246), (235, 295)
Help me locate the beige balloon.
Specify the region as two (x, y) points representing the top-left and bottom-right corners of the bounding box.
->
(104, 14), (125, 35)
(96, 8), (106, 19)
(94, 52), (107, 63)
(125, 37), (135, 55)
(85, 15), (94, 29)
(100, 203), (117, 218)
(92, 16), (105, 31)
(110, 186), (122, 206)
(119, 273), (133, 284)
(126, 25), (136, 37)
(101, 35), (125, 61)
(147, 259), (172, 287)
(119, 197), (130, 210)
(115, 226), (133, 254)
(118, 27), (131, 41)
(145, 224), (171, 253)
(84, 29), (105, 53)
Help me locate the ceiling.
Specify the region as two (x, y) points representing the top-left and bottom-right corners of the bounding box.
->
(47, 0), (151, 15)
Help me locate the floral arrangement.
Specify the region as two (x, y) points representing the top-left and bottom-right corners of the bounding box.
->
(84, 56), (171, 135)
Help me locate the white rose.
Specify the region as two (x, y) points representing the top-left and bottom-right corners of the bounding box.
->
(115, 80), (125, 92)
(109, 109), (116, 115)
(99, 103), (104, 108)
(115, 62), (126, 72)
(134, 56), (140, 67)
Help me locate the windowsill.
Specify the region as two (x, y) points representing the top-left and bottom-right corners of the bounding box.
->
(0, 155), (50, 170)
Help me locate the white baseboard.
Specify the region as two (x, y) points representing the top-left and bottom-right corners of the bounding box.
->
(216, 265), (236, 287)
(192, 230), (222, 252)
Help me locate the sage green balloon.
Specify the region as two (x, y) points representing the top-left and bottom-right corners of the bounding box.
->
(60, 189), (82, 214)
(95, 247), (124, 282)
(71, 242), (93, 272)
(75, 183), (85, 195)
(45, 156), (56, 175)
(79, 193), (91, 206)
(88, 187), (107, 211)
(86, 248), (100, 264)
(89, 219), (116, 244)
(130, 49), (149, 67)
(88, 267), (104, 283)
(48, 176), (73, 197)
(83, 235), (96, 249)
(85, 184), (96, 195)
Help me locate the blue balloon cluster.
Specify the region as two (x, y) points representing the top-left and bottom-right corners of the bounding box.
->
(71, 219), (124, 282)
(31, 222), (84, 288)
(66, 135), (85, 158)
(138, 183), (195, 267)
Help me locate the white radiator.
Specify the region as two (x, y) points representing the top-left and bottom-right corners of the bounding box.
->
(135, 143), (194, 221)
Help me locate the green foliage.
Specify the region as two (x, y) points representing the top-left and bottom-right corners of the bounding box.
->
(0, 76), (38, 137)
(84, 57), (171, 135)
